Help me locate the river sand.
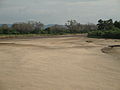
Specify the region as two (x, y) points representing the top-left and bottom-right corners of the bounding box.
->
(0, 36), (120, 90)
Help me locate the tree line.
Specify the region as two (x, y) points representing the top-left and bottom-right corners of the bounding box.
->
(0, 19), (120, 38)
(0, 21), (44, 34)
(88, 19), (120, 39)
(0, 20), (97, 35)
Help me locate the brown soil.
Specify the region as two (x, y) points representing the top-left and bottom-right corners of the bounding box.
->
(0, 35), (120, 90)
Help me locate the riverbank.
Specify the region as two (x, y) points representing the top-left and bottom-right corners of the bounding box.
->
(0, 35), (120, 90)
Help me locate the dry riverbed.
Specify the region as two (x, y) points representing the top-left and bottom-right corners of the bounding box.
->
(0, 35), (120, 90)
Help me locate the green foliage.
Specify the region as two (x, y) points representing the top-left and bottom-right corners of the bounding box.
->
(45, 25), (68, 35)
(88, 19), (120, 39)
(97, 19), (114, 30)
(65, 20), (97, 33)
(88, 28), (120, 39)
(114, 21), (120, 29)
(0, 19), (120, 39)
(0, 20), (97, 35)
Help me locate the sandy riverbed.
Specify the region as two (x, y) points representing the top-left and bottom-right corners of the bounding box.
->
(0, 36), (120, 90)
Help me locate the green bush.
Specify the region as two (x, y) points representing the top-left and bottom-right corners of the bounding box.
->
(88, 29), (120, 39)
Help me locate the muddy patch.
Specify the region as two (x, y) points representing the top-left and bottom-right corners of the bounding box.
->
(101, 45), (120, 53)
(101, 45), (120, 60)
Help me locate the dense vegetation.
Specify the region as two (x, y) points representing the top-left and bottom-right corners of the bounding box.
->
(0, 19), (120, 39)
(88, 19), (120, 39)
(0, 20), (97, 35)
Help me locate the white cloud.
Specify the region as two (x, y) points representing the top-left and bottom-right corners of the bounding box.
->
(0, 0), (120, 24)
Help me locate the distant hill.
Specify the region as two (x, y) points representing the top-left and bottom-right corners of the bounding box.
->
(0, 24), (12, 27)
(44, 24), (67, 29)
(0, 24), (66, 29)
(0, 24), (54, 28)
(44, 24), (55, 29)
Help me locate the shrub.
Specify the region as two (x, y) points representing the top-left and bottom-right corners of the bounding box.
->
(88, 29), (120, 39)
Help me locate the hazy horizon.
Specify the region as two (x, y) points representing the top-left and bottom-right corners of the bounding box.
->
(0, 0), (120, 24)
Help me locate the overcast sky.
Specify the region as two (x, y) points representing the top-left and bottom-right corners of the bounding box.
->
(0, 0), (120, 24)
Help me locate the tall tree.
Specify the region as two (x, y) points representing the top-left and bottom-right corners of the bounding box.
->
(97, 19), (114, 30)
(1, 24), (9, 34)
(65, 20), (81, 33)
(12, 23), (34, 34)
(114, 21), (120, 29)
